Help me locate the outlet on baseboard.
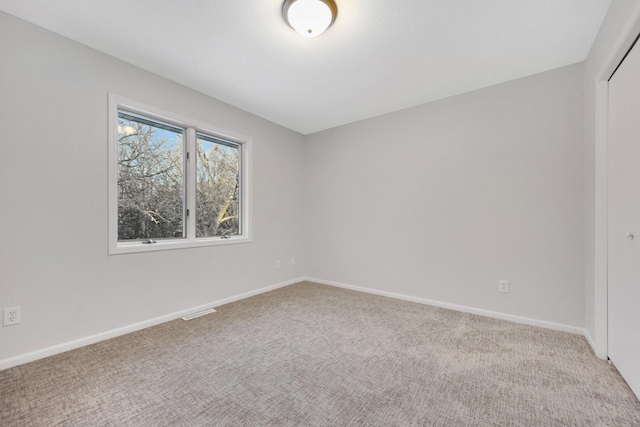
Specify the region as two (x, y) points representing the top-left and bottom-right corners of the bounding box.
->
(4, 306), (21, 326)
(499, 280), (509, 293)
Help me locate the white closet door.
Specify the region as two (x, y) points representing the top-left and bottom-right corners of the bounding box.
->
(608, 37), (640, 400)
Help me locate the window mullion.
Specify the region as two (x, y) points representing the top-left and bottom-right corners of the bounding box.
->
(186, 127), (197, 241)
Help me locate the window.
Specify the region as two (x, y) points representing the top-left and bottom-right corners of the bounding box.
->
(196, 133), (241, 238)
(109, 94), (251, 254)
(117, 112), (185, 240)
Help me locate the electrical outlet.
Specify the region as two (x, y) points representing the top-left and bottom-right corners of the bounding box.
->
(291, 257), (296, 266)
(4, 306), (21, 326)
(499, 280), (509, 293)
(276, 260), (281, 270)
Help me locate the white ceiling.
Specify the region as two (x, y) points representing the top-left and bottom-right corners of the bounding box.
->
(0, 0), (611, 134)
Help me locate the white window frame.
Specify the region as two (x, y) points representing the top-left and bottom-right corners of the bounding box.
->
(108, 94), (252, 254)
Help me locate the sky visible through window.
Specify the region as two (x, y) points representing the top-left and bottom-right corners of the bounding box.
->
(117, 113), (185, 240)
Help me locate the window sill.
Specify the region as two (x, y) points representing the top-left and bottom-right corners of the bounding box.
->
(109, 236), (252, 255)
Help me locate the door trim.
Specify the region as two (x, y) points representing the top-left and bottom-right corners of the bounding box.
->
(592, 5), (640, 359)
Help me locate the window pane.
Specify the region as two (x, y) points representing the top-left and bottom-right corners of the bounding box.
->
(117, 112), (184, 241)
(196, 134), (240, 237)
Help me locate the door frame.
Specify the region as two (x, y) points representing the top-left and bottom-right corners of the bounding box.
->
(593, 6), (640, 359)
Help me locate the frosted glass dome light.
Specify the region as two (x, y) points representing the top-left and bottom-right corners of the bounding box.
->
(283, 0), (337, 37)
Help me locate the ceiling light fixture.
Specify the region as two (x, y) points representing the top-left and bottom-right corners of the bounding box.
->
(282, 0), (337, 38)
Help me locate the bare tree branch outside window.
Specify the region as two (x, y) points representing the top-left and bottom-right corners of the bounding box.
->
(196, 135), (240, 237)
(117, 115), (184, 240)
(117, 112), (241, 241)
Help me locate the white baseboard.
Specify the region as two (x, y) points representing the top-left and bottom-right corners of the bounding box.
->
(304, 277), (586, 336)
(0, 277), (304, 371)
(2, 276), (596, 371)
(584, 329), (607, 359)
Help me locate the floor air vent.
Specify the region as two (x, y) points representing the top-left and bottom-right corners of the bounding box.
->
(181, 308), (216, 321)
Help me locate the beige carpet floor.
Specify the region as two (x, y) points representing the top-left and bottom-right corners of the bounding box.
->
(1, 281), (639, 426)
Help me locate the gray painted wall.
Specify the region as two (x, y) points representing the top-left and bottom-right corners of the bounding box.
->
(305, 64), (585, 328)
(0, 11), (307, 362)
